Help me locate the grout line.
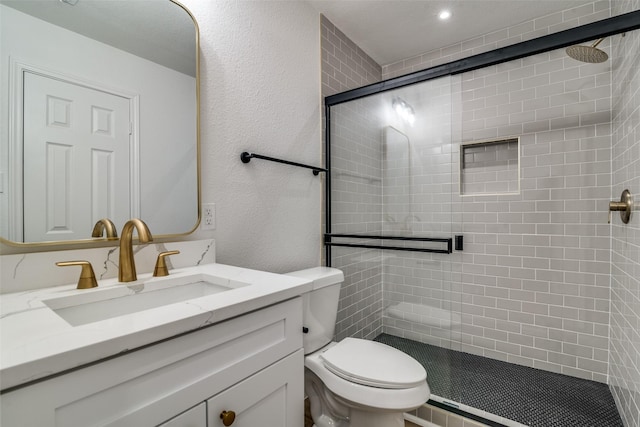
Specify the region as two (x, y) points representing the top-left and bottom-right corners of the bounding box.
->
(404, 412), (441, 427)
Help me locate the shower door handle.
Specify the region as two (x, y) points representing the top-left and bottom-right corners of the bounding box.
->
(455, 235), (463, 251)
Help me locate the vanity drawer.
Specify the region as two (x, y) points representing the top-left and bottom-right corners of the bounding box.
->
(0, 297), (302, 426)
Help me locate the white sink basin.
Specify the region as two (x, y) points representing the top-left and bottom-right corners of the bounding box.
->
(42, 273), (248, 326)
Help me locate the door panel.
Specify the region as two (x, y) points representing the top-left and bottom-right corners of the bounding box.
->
(23, 71), (131, 242)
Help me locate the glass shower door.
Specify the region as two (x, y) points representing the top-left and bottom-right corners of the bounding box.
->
(327, 74), (463, 406)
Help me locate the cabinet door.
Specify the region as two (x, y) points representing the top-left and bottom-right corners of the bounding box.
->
(207, 349), (303, 427)
(159, 403), (206, 427)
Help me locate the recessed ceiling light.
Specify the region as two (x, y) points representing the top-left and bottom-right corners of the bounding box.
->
(438, 10), (452, 20)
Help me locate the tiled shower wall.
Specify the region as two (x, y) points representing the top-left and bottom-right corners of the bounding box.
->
(330, 98), (385, 341)
(450, 47), (612, 382)
(609, 0), (640, 424)
(372, 1), (615, 382)
(382, 2), (611, 80)
(320, 15), (384, 341)
(325, 2), (620, 382)
(321, 14), (381, 96)
(381, 77), (460, 351)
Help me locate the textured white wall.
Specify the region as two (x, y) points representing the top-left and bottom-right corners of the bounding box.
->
(182, 0), (322, 273)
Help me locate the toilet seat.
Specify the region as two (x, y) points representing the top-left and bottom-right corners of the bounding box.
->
(320, 338), (426, 389)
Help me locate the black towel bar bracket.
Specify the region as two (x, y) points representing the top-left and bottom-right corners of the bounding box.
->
(240, 152), (327, 175)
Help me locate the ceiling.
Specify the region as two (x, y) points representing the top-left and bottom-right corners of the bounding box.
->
(307, 0), (596, 65)
(5, 0), (598, 74)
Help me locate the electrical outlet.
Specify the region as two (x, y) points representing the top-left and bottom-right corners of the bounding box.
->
(201, 203), (215, 230)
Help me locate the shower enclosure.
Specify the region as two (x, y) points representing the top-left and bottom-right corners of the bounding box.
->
(323, 9), (640, 426)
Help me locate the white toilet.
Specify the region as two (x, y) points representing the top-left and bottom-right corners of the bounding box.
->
(287, 267), (430, 427)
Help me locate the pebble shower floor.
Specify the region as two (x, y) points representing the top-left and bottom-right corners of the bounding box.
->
(375, 334), (623, 427)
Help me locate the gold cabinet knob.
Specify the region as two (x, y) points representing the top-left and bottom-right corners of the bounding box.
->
(153, 250), (180, 277)
(219, 410), (236, 426)
(56, 261), (98, 289)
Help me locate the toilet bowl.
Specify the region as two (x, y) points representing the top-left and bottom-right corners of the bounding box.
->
(287, 267), (430, 427)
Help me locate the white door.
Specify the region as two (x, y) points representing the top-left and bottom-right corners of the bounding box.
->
(23, 71), (131, 242)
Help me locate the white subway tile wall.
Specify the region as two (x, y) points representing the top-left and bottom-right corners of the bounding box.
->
(609, 0), (640, 425)
(321, 15), (381, 96)
(379, 1), (614, 382)
(380, 77), (459, 350)
(460, 139), (520, 195)
(381, 2), (611, 80)
(440, 42), (613, 381)
(321, 14), (383, 341)
(411, 402), (524, 427)
(330, 99), (385, 341)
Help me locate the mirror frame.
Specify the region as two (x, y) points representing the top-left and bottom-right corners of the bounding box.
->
(0, 0), (201, 249)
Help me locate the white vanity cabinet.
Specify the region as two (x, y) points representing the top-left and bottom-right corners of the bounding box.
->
(159, 403), (206, 427)
(0, 297), (304, 427)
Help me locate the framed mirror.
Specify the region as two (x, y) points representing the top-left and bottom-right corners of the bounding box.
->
(0, 0), (200, 246)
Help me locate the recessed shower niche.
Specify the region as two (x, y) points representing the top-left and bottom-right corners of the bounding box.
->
(459, 137), (520, 196)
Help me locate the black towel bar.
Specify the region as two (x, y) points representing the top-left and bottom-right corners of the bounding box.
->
(240, 152), (327, 175)
(324, 234), (454, 254)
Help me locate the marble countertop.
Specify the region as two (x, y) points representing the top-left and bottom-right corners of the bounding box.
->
(0, 263), (312, 391)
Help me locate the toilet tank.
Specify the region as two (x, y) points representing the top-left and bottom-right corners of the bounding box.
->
(286, 267), (344, 354)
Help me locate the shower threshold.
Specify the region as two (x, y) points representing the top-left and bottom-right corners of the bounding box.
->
(375, 334), (623, 427)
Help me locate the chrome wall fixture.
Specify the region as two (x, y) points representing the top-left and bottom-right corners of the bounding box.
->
(609, 189), (633, 224)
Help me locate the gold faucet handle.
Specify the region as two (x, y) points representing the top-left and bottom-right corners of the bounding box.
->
(153, 251), (180, 277)
(56, 261), (98, 289)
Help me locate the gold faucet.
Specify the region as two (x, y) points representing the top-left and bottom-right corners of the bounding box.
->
(91, 218), (118, 240)
(119, 218), (153, 282)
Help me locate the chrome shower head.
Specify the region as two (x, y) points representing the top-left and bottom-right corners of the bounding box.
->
(566, 38), (608, 63)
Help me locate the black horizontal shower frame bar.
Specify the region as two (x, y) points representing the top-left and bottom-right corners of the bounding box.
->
(324, 10), (640, 266)
(325, 234), (453, 254)
(325, 10), (640, 106)
(326, 242), (452, 254)
(240, 151), (327, 175)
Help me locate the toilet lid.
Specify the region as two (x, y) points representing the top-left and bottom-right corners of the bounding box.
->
(320, 338), (426, 389)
